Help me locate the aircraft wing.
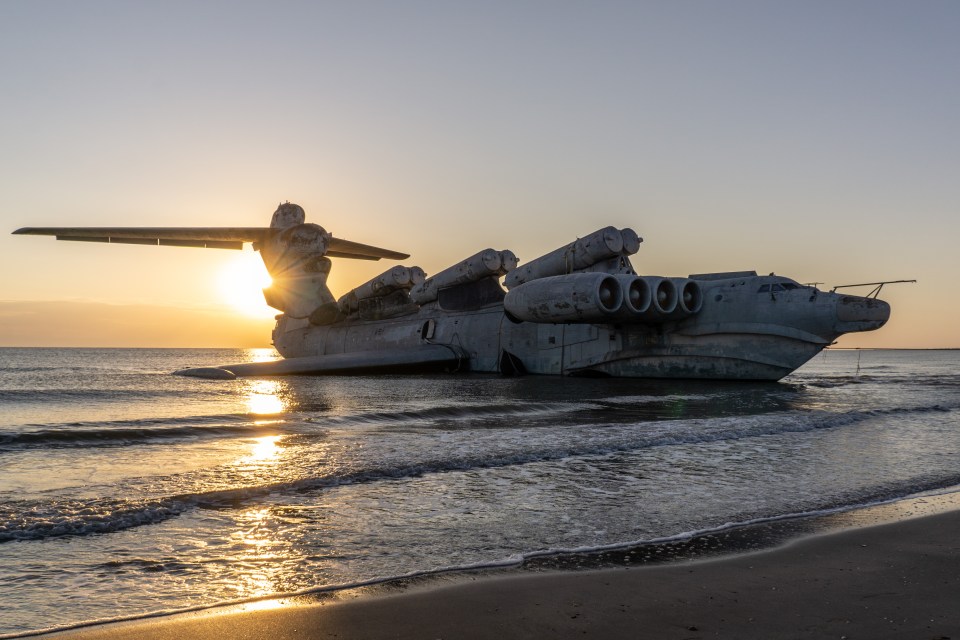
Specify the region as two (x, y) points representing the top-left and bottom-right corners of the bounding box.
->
(13, 226), (410, 259)
(12, 226), (268, 250)
(326, 237), (409, 260)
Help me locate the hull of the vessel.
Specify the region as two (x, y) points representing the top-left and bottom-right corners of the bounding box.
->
(262, 273), (888, 382)
(271, 306), (830, 382)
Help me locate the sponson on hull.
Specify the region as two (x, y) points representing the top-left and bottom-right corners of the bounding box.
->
(14, 202), (892, 381)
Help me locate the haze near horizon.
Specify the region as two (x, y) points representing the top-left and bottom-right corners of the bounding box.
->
(1, 1), (957, 348)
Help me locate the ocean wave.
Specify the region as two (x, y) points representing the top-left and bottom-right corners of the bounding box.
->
(0, 388), (202, 403)
(596, 393), (715, 405)
(15, 484), (960, 640)
(0, 420), (281, 450)
(3, 402), (956, 543)
(0, 498), (189, 543)
(801, 373), (960, 389)
(0, 402), (590, 450)
(312, 401), (597, 428)
(518, 477), (960, 564)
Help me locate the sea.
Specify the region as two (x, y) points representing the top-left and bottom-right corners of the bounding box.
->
(1, 347), (959, 636)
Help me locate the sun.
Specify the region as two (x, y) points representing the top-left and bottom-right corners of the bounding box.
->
(217, 250), (276, 318)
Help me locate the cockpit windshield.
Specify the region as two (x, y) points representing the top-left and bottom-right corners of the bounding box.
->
(758, 282), (802, 293)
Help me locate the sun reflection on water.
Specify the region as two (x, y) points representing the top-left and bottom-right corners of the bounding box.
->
(239, 507), (274, 548)
(228, 506), (286, 599)
(244, 379), (286, 416)
(245, 347), (281, 363)
(249, 435), (282, 462)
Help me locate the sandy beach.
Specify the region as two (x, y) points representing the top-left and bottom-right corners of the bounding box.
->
(44, 508), (960, 640)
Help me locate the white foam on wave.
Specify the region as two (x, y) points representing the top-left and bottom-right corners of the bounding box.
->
(8, 401), (958, 543)
(10, 485), (960, 640)
(313, 401), (600, 428)
(597, 393), (714, 405)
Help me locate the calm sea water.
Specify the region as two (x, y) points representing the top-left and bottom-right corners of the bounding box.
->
(1, 347), (959, 635)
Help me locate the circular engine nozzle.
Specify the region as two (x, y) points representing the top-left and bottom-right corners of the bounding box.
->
(611, 277), (703, 323)
(596, 274), (623, 314)
(611, 275), (652, 320)
(670, 278), (704, 315)
(647, 277), (678, 315)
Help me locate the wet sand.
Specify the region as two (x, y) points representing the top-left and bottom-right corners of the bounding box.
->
(46, 508), (960, 640)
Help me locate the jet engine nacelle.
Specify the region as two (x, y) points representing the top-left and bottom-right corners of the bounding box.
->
(410, 249), (516, 305)
(608, 274), (652, 320)
(504, 227), (641, 290)
(637, 276), (702, 321)
(670, 277), (704, 317)
(603, 276), (704, 323)
(503, 272), (623, 323)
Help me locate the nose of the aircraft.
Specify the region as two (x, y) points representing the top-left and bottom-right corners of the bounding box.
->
(835, 295), (891, 332)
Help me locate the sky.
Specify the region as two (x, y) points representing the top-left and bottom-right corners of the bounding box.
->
(1, 0), (957, 348)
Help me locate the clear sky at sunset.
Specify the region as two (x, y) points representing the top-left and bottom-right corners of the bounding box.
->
(1, 1), (957, 348)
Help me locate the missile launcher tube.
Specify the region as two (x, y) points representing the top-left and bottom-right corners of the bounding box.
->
(410, 249), (513, 305)
(498, 249), (519, 273)
(504, 227), (640, 289)
(620, 228), (642, 255)
(503, 272), (624, 323)
(408, 266), (426, 286)
(339, 266), (419, 312)
(352, 266), (411, 299)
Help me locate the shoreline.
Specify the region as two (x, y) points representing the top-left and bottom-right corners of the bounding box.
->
(36, 489), (960, 640)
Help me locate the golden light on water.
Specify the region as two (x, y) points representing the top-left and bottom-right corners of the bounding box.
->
(247, 393), (284, 416)
(245, 379), (286, 415)
(249, 435), (282, 461)
(246, 347), (281, 363)
(240, 507), (274, 547)
(233, 435), (284, 474)
(229, 506), (285, 599)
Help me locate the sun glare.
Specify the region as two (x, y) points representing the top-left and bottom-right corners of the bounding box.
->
(217, 251), (276, 318)
(245, 379), (286, 415)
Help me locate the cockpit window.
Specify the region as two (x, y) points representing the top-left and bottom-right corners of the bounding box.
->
(759, 282), (800, 294)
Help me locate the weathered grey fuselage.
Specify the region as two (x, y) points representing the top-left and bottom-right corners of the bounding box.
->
(271, 272), (889, 381)
(14, 203), (890, 381)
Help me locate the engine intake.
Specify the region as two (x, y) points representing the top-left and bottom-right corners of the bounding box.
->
(648, 277), (678, 316)
(609, 275), (652, 320)
(671, 277), (703, 316)
(601, 276), (704, 323)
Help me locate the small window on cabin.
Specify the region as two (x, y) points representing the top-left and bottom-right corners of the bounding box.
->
(771, 284), (784, 292)
(758, 284), (770, 293)
(781, 283), (799, 290)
